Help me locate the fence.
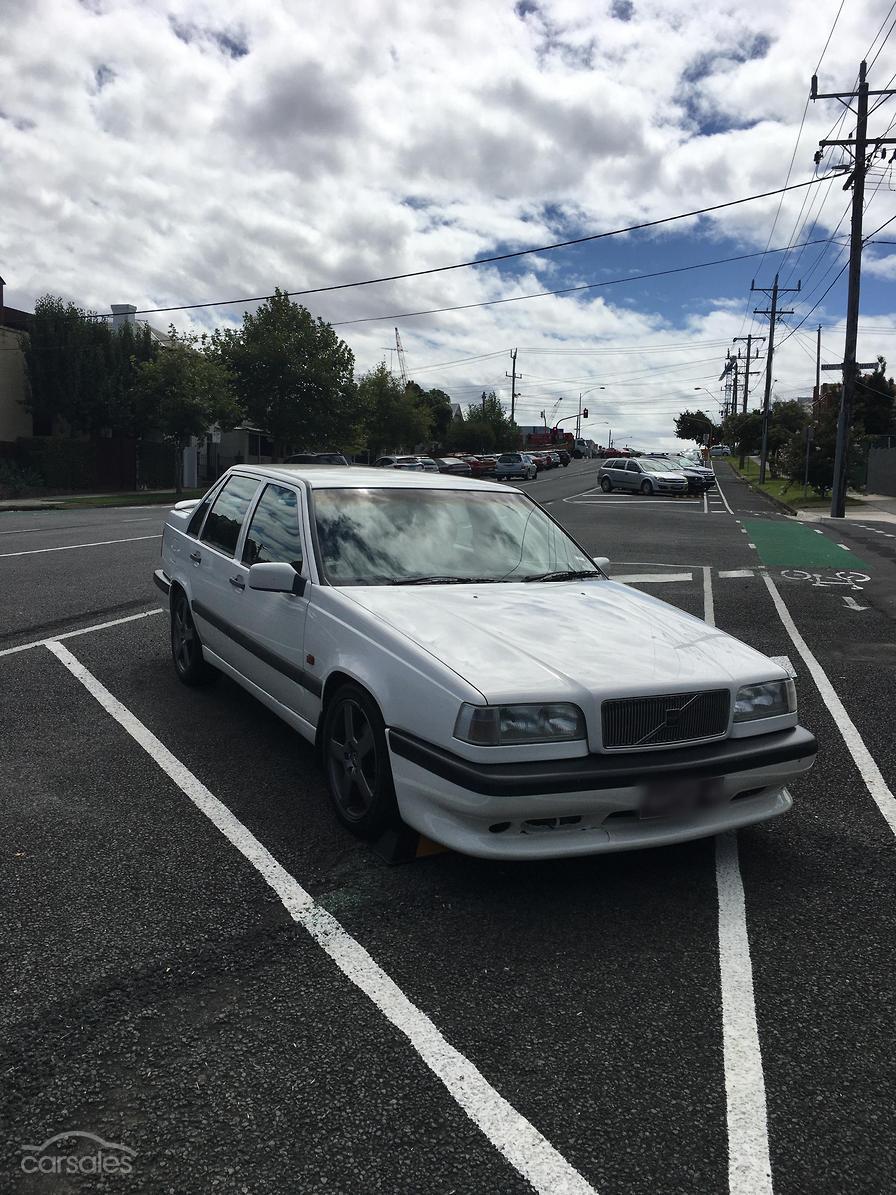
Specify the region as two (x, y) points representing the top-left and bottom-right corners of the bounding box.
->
(867, 444), (896, 497)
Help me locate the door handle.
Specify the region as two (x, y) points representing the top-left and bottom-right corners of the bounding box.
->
(190, 551), (201, 563)
(229, 575), (245, 590)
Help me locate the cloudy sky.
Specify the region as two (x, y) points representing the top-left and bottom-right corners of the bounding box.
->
(3, 0), (896, 447)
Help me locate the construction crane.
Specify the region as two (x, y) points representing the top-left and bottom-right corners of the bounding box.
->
(394, 327), (409, 389)
(548, 396), (563, 426)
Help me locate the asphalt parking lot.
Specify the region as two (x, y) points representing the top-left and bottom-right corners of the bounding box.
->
(3, 459), (896, 1194)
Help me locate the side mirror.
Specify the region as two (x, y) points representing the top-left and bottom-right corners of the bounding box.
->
(248, 562), (306, 595)
(593, 556), (610, 573)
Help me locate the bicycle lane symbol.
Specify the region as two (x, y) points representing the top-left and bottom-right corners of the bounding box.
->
(779, 569), (871, 609)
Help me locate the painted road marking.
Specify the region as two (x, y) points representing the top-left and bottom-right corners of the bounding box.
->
(763, 574), (896, 837)
(703, 566), (773, 1195)
(612, 572), (693, 584)
(748, 543), (757, 549)
(743, 521), (868, 569)
(719, 570), (755, 578)
(842, 596), (869, 611)
(44, 641), (597, 1195)
(712, 468), (736, 515)
(0, 534), (161, 559)
(837, 543), (849, 550)
(0, 608), (165, 660)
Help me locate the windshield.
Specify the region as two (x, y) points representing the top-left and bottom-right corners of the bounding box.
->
(312, 487), (597, 585)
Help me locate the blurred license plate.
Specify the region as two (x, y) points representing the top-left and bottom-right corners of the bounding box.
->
(640, 778), (724, 820)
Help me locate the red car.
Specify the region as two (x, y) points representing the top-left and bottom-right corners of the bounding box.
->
(463, 456), (495, 478)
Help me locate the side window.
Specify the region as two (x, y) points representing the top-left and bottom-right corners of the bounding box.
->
(200, 474), (260, 558)
(242, 484), (304, 569)
(187, 485), (220, 538)
(626, 461), (641, 472)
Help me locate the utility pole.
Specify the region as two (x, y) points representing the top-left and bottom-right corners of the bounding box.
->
(731, 355), (740, 418)
(812, 60), (896, 515)
(733, 333), (765, 412)
(814, 325), (822, 412)
(505, 349), (518, 426)
(752, 274), (800, 483)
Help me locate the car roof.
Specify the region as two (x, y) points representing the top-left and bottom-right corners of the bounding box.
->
(226, 464), (504, 491)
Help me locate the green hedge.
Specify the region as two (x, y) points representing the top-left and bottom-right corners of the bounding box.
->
(17, 437), (99, 490)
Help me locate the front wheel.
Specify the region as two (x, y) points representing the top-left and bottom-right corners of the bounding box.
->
(528, 467), (537, 480)
(170, 589), (217, 686)
(600, 477), (612, 493)
(640, 479), (654, 495)
(322, 684), (400, 838)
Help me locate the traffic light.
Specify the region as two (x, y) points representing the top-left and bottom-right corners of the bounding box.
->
(582, 407), (588, 418)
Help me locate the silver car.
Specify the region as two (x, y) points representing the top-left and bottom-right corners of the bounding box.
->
(495, 452), (537, 481)
(598, 457), (688, 495)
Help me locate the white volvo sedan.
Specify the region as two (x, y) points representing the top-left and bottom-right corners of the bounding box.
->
(154, 466), (817, 859)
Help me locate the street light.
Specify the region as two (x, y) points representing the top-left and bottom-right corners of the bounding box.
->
(578, 385), (606, 440)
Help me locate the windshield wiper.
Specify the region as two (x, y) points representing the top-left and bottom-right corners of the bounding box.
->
(389, 575), (499, 585)
(522, 569), (602, 583)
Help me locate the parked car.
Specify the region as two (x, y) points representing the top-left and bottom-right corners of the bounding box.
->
(598, 458), (689, 495)
(284, 452), (349, 466)
(495, 452), (537, 481)
(464, 456), (495, 479)
(415, 457), (441, 473)
(433, 457), (473, 476)
(155, 465), (816, 859)
(557, 450), (571, 467)
(666, 455), (716, 492)
(529, 452), (550, 471)
(548, 452), (562, 468)
(375, 455), (424, 471)
(710, 445), (731, 458)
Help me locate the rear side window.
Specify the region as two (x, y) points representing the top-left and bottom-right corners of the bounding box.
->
(187, 486), (220, 537)
(242, 484), (304, 569)
(200, 474), (259, 557)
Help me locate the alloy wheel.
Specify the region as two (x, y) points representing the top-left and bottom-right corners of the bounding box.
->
(327, 699), (379, 822)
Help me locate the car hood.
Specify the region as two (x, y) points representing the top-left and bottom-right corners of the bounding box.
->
(341, 580), (783, 702)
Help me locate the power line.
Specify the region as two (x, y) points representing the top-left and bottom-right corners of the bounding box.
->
(99, 174), (847, 318)
(329, 235), (846, 328)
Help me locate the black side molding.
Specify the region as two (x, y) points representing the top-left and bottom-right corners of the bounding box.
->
(153, 569), (171, 597)
(388, 726), (818, 798)
(191, 598), (322, 697)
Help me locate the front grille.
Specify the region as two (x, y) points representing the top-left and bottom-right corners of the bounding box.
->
(601, 689), (730, 749)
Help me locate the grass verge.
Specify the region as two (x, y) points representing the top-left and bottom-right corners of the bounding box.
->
(54, 489), (206, 509)
(726, 457), (862, 512)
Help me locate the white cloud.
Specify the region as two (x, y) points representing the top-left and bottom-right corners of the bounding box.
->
(1, 0), (894, 447)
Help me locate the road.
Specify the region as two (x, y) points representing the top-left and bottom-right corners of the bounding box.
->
(2, 460), (895, 1194)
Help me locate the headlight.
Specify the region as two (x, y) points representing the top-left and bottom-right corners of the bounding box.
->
(733, 679), (796, 722)
(454, 702), (587, 745)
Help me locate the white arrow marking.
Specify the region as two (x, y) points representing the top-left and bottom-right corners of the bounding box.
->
(842, 596), (868, 611)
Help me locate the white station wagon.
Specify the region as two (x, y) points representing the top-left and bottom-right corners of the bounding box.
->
(154, 466), (817, 859)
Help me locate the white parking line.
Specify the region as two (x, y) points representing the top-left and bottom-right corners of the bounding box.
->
(703, 566), (773, 1195)
(44, 640), (597, 1195)
(0, 608), (165, 659)
(612, 572), (693, 584)
(762, 573), (896, 836)
(718, 570), (755, 579)
(0, 534), (161, 559)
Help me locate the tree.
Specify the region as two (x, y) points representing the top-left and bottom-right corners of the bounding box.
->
(405, 382), (454, 444)
(213, 289), (357, 457)
(720, 410), (762, 467)
(133, 332), (240, 494)
(447, 391), (517, 452)
(357, 364), (432, 459)
(24, 295), (157, 436)
(674, 409), (716, 445)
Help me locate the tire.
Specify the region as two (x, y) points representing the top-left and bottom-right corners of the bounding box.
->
(170, 588), (217, 686)
(322, 683), (400, 838)
(600, 477), (612, 493)
(640, 479), (654, 495)
(529, 467), (536, 480)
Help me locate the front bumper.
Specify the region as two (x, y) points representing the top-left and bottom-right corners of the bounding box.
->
(153, 568), (171, 597)
(387, 726), (817, 859)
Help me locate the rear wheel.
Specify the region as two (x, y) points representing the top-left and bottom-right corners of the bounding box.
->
(640, 479), (654, 495)
(170, 589), (217, 686)
(323, 684), (400, 838)
(600, 477), (612, 493)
